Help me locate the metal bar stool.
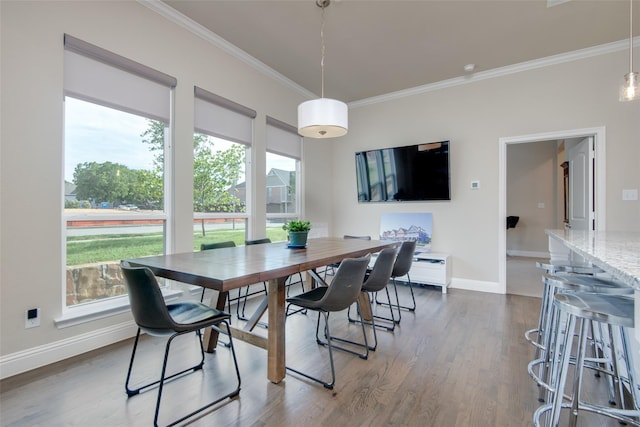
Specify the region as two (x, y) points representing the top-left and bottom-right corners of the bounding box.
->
(533, 292), (640, 427)
(527, 272), (633, 404)
(526, 261), (605, 358)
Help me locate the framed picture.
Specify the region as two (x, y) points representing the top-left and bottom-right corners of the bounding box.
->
(380, 212), (433, 253)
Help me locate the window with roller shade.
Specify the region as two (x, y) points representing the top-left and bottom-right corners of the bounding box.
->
(63, 35), (175, 309)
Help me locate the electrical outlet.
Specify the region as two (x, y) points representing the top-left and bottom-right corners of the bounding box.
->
(470, 180), (480, 190)
(25, 308), (40, 328)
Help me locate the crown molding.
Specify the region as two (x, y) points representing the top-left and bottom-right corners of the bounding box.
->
(350, 38), (638, 109)
(137, 0), (315, 100)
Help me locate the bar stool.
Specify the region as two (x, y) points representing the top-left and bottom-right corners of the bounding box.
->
(527, 273), (633, 404)
(526, 263), (604, 358)
(533, 292), (640, 427)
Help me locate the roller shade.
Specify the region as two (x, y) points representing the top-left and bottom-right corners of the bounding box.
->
(63, 34), (175, 123)
(194, 86), (256, 146)
(266, 116), (301, 160)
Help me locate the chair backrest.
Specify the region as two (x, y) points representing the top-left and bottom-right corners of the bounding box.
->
(317, 255), (371, 312)
(201, 241), (236, 251)
(120, 261), (176, 334)
(392, 240), (417, 278)
(362, 247), (398, 292)
(245, 238), (272, 245)
(343, 235), (372, 240)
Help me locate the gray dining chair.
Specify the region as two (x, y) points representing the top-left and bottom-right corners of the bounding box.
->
(347, 246), (399, 340)
(375, 240), (417, 323)
(324, 235), (372, 279)
(285, 254), (371, 390)
(121, 261), (241, 427)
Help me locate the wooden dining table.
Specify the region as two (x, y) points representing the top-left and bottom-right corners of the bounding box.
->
(126, 237), (396, 383)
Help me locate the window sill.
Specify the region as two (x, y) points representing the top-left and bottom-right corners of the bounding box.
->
(54, 289), (183, 329)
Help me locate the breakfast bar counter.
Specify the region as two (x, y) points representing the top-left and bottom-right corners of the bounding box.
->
(546, 229), (640, 342)
(545, 229), (640, 289)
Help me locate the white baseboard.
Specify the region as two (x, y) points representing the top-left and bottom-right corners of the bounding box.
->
(0, 321), (137, 380)
(449, 277), (504, 294)
(506, 250), (549, 258)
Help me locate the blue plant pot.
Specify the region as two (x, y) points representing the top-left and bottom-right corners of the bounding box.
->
(288, 231), (308, 248)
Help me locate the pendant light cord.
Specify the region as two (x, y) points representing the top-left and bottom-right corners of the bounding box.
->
(320, 2), (326, 98)
(630, 0), (634, 75)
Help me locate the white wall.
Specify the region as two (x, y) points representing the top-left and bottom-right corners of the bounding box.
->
(0, 1), (316, 375)
(330, 49), (640, 289)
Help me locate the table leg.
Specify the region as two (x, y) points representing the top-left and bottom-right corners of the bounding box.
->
(358, 292), (372, 322)
(267, 277), (286, 383)
(203, 290), (228, 352)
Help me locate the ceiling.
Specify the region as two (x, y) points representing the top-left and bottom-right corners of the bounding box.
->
(162, 0), (639, 103)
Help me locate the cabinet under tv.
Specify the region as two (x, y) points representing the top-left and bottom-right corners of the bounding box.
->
(399, 252), (451, 294)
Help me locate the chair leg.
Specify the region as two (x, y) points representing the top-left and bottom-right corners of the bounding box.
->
(375, 275), (417, 313)
(286, 311), (336, 389)
(125, 321), (241, 426)
(317, 302), (371, 358)
(355, 299), (379, 351)
(368, 288), (399, 330)
(346, 298), (379, 350)
(125, 328), (205, 397)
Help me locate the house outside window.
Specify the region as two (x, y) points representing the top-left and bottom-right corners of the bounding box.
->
(265, 117), (301, 240)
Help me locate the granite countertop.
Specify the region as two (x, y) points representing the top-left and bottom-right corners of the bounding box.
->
(546, 229), (640, 289)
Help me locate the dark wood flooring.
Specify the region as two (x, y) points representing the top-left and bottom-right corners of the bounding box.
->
(0, 283), (626, 426)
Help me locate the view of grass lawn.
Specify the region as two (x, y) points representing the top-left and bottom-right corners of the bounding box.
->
(67, 227), (289, 265)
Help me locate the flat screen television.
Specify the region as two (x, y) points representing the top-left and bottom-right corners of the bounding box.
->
(355, 141), (450, 202)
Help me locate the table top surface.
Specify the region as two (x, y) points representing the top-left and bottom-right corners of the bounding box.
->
(126, 237), (397, 291)
(546, 229), (640, 289)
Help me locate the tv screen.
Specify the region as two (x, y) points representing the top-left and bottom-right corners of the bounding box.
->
(355, 141), (450, 202)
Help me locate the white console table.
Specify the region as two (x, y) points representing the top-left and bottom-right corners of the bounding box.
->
(406, 252), (452, 294)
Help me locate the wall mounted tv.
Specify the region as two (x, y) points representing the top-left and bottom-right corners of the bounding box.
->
(355, 141), (450, 202)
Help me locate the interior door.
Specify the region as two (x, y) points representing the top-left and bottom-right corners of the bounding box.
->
(566, 136), (594, 231)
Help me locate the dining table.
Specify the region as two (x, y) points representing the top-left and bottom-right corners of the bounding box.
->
(125, 236), (397, 384)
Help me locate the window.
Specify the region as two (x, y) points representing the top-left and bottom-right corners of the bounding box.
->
(63, 35), (175, 309)
(265, 117), (301, 242)
(193, 87), (255, 248)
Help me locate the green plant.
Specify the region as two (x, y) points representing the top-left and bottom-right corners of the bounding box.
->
(282, 220), (311, 232)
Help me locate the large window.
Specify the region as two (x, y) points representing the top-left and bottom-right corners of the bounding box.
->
(63, 35), (175, 309)
(193, 87), (254, 248)
(265, 117), (301, 241)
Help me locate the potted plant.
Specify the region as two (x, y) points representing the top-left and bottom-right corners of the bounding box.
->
(282, 220), (311, 247)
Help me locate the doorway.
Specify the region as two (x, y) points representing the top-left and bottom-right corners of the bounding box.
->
(498, 127), (606, 295)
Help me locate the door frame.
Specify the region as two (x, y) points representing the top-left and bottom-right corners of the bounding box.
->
(497, 127), (606, 294)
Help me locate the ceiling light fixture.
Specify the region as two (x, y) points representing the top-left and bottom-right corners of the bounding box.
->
(298, 0), (348, 138)
(620, 0), (639, 101)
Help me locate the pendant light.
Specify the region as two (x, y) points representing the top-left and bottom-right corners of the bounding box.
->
(620, 0), (639, 101)
(298, 0), (348, 138)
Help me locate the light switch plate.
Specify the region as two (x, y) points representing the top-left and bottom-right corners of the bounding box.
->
(470, 180), (480, 190)
(622, 189), (638, 201)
